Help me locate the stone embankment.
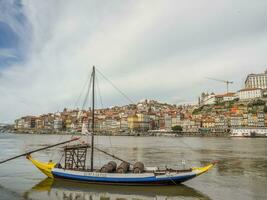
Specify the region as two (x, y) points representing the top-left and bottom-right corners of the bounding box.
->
(7, 128), (230, 137)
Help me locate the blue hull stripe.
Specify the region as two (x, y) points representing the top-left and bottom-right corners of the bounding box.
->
(52, 171), (196, 183)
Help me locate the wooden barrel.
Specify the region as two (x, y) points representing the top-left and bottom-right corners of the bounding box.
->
(133, 162), (145, 173)
(100, 161), (117, 173)
(108, 161), (117, 172)
(117, 162), (130, 173)
(100, 164), (113, 173)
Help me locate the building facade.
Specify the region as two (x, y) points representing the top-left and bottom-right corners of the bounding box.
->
(245, 70), (267, 89)
(237, 88), (262, 100)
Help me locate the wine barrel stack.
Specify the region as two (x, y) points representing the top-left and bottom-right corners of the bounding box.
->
(100, 161), (117, 173)
(117, 161), (130, 173)
(133, 162), (145, 173)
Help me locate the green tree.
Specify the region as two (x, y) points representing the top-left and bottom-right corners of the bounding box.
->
(172, 125), (183, 132)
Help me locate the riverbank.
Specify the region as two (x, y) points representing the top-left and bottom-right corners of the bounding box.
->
(6, 129), (230, 137)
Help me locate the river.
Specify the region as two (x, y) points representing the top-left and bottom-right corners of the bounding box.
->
(0, 133), (266, 200)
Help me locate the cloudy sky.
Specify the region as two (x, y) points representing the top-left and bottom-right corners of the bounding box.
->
(0, 0), (267, 123)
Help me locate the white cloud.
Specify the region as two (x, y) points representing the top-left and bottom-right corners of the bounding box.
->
(1, 0), (267, 122)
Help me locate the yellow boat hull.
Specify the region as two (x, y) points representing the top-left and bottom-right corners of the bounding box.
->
(27, 155), (56, 178)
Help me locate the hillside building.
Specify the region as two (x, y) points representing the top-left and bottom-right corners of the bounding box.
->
(237, 88), (262, 100)
(245, 70), (267, 89)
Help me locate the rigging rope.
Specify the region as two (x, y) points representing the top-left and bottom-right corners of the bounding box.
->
(95, 75), (104, 109)
(96, 68), (135, 104)
(95, 70), (115, 157)
(82, 74), (93, 110)
(74, 72), (92, 109)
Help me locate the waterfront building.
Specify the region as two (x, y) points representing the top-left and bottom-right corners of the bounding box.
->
(65, 116), (73, 130)
(202, 118), (215, 129)
(245, 70), (267, 89)
(18, 116), (36, 129)
(164, 115), (172, 131)
(137, 113), (150, 131)
(247, 114), (258, 127)
(242, 114), (248, 127)
(35, 117), (45, 129)
(257, 112), (265, 127)
(127, 115), (139, 131)
(15, 118), (25, 129)
(181, 119), (200, 132)
(264, 113), (267, 127)
(104, 118), (120, 132)
(43, 114), (54, 130)
(237, 88), (262, 100)
(171, 114), (184, 127)
(230, 115), (243, 127)
(53, 118), (63, 130)
(120, 117), (129, 131)
(150, 114), (160, 130)
(214, 115), (228, 132)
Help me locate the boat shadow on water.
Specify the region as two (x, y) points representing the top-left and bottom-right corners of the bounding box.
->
(23, 178), (212, 200)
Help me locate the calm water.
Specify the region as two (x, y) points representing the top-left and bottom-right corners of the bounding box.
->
(0, 133), (267, 200)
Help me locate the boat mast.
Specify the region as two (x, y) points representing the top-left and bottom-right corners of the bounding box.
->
(90, 66), (95, 171)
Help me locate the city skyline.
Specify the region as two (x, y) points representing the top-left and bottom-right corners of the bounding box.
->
(1, 0), (267, 123)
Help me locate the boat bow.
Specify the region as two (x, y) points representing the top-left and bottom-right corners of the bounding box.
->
(192, 163), (215, 176)
(27, 155), (56, 178)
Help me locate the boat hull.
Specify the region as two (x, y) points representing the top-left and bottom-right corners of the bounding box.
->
(27, 156), (214, 186)
(52, 169), (197, 186)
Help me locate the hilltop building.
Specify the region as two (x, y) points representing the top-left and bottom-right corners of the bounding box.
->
(245, 70), (267, 89)
(237, 88), (262, 100)
(199, 92), (237, 105)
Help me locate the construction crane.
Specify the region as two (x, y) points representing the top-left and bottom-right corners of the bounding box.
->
(206, 77), (233, 93)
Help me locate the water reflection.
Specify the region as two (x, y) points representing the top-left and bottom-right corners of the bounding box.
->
(24, 178), (211, 200)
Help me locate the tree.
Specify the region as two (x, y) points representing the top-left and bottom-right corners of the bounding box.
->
(172, 125), (183, 132)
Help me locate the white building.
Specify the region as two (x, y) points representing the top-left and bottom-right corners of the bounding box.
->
(201, 94), (216, 105)
(222, 93), (236, 101)
(231, 127), (267, 137)
(200, 92), (237, 105)
(245, 70), (267, 89)
(237, 88), (262, 100)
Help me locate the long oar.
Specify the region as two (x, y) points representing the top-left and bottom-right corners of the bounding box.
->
(0, 137), (80, 165)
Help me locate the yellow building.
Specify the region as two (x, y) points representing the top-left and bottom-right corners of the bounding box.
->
(202, 119), (215, 128)
(65, 117), (73, 130)
(127, 115), (139, 131)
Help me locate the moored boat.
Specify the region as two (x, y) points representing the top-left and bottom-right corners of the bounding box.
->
(231, 127), (267, 137)
(27, 154), (214, 185)
(0, 66), (215, 186)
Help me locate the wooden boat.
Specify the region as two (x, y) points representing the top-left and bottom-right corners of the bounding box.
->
(27, 154), (214, 185)
(0, 66), (215, 186)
